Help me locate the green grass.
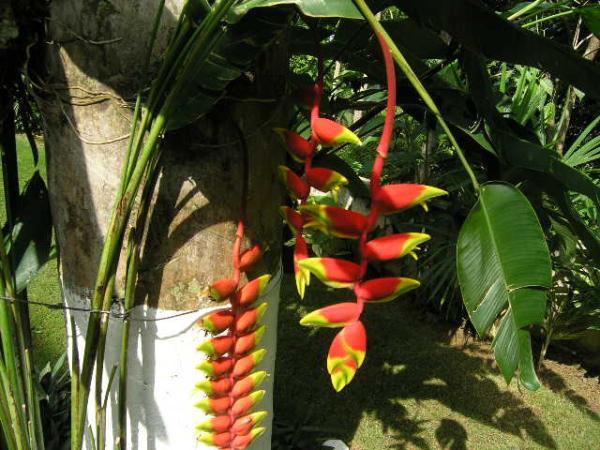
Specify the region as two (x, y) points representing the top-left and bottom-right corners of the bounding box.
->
(0, 135), (64, 367)
(274, 276), (600, 449)
(4, 135), (599, 449)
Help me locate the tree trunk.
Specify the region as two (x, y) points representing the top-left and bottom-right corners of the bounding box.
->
(36, 1), (287, 448)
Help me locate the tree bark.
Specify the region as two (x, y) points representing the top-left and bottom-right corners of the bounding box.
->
(36, 1), (287, 448)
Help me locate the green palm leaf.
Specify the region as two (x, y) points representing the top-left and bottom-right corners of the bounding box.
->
(457, 183), (552, 391)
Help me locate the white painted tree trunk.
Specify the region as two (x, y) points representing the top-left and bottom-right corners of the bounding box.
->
(37, 1), (287, 448)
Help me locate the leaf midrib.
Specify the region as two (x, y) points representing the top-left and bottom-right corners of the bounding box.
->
(475, 191), (511, 317)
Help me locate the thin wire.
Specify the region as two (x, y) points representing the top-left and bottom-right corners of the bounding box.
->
(0, 295), (218, 322)
(0, 265), (283, 323)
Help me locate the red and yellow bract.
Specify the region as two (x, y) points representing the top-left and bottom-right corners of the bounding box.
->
(364, 232), (430, 261)
(278, 165), (309, 201)
(298, 257), (361, 288)
(293, 233), (310, 298)
(280, 206), (304, 234)
(327, 321), (367, 392)
(273, 128), (314, 162)
(355, 277), (420, 303)
(375, 183), (447, 214)
(300, 205), (367, 239)
(312, 117), (362, 147)
(306, 167), (348, 194)
(209, 278), (238, 301)
(299, 302), (362, 327)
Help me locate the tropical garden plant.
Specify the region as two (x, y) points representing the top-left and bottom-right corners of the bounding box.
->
(0, 0), (598, 448)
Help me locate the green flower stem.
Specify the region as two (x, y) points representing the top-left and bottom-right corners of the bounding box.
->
(94, 273), (117, 450)
(120, 94), (142, 198)
(118, 151), (161, 450)
(523, 10), (574, 28)
(352, 0), (480, 192)
(117, 232), (138, 450)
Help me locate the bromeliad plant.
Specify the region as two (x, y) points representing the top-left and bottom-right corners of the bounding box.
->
(276, 30), (445, 391)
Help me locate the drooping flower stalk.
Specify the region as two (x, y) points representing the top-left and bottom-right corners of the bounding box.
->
(278, 30), (447, 391)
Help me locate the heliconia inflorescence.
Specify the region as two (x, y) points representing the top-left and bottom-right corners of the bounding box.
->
(275, 31), (447, 392)
(196, 214), (272, 447)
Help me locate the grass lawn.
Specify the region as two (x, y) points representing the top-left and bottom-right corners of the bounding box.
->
(0, 134), (64, 367)
(273, 275), (600, 449)
(4, 135), (599, 449)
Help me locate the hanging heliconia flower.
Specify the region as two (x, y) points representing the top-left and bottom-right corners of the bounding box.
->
(272, 23), (447, 393)
(276, 30), (448, 393)
(195, 214), (272, 448)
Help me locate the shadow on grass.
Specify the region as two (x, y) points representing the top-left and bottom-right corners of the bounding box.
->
(539, 366), (599, 423)
(274, 275), (557, 450)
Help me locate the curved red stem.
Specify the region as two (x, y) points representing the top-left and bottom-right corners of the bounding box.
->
(357, 32), (397, 284)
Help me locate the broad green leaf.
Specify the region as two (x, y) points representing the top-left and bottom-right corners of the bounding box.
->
(167, 8), (291, 130)
(457, 183), (551, 390)
(579, 5), (600, 38)
(229, 0), (362, 22)
(5, 172), (53, 292)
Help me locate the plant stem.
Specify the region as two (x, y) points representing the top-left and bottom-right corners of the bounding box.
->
(507, 0), (544, 21)
(0, 359), (18, 450)
(94, 274), (116, 450)
(0, 359), (25, 450)
(523, 10), (574, 28)
(352, 0), (480, 192)
(0, 229), (28, 448)
(117, 152), (161, 450)
(117, 234), (138, 450)
(70, 317), (81, 450)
